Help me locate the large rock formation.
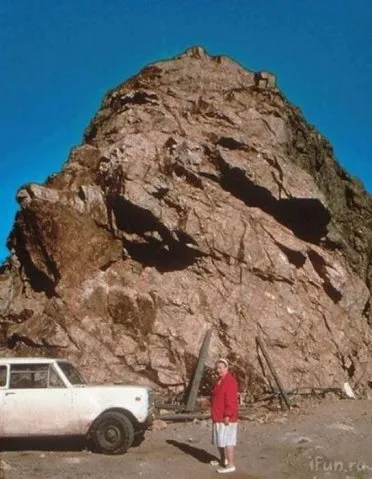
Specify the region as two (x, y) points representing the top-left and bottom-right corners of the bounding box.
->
(1, 46), (372, 396)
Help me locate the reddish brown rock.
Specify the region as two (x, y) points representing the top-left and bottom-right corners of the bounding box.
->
(150, 419), (167, 431)
(1, 46), (371, 397)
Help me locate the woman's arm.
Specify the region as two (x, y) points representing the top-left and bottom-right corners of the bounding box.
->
(223, 376), (238, 422)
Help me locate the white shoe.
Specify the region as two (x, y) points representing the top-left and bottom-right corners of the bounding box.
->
(210, 459), (228, 467)
(217, 465), (236, 474)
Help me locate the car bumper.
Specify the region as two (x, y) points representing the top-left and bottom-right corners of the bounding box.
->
(136, 409), (155, 431)
(143, 411), (155, 428)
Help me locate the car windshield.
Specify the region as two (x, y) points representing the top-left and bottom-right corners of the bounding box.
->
(57, 361), (86, 385)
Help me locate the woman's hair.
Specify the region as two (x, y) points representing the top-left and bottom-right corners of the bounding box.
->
(216, 358), (228, 368)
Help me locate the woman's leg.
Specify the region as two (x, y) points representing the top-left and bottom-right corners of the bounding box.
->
(225, 446), (235, 467)
(218, 446), (226, 465)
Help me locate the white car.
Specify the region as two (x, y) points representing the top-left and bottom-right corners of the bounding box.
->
(0, 357), (154, 454)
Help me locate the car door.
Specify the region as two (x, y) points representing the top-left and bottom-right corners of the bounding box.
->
(54, 361), (101, 435)
(1, 362), (73, 437)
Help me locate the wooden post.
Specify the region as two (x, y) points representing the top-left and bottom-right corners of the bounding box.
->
(185, 328), (213, 412)
(256, 336), (291, 410)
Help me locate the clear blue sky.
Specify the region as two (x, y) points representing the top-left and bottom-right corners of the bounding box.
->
(1, 0), (371, 263)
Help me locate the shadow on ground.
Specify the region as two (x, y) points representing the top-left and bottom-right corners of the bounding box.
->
(166, 440), (261, 478)
(0, 432), (145, 454)
(166, 439), (218, 463)
(0, 437), (87, 453)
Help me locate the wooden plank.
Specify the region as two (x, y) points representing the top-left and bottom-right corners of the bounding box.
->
(157, 412), (210, 421)
(185, 328), (213, 412)
(155, 403), (183, 411)
(256, 336), (291, 410)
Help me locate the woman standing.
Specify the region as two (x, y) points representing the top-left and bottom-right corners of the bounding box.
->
(211, 358), (239, 474)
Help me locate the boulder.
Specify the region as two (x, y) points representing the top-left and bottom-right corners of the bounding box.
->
(1, 47), (371, 398)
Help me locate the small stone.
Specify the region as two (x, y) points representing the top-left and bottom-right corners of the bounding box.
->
(151, 419), (167, 431)
(297, 437), (311, 444)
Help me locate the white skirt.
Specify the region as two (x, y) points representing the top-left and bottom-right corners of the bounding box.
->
(212, 422), (238, 447)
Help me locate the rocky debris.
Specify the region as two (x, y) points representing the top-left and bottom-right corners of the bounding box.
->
(0, 46), (372, 397)
(150, 420), (167, 431)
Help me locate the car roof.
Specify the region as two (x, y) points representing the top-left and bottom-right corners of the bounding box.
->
(0, 357), (69, 365)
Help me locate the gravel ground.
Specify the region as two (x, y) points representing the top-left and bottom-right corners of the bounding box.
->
(1, 399), (372, 479)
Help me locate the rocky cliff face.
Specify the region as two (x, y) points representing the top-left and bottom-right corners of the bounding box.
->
(1, 46), (372, 396)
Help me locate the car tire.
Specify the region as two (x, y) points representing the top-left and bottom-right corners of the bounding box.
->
(133, 430), (146, 447)
(91, 411), (135, 454)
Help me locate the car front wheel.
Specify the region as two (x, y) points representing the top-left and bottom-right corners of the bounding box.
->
(91, 411), (135, 454)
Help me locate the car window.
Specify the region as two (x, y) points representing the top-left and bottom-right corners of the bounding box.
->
(57, 361), (86, 385)
(0, 365), (7, 387)
(9, 364), (49, 389)
(48, 365), (65, 388)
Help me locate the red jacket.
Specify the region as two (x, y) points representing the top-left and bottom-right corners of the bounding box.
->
(211, 371), (239, 422)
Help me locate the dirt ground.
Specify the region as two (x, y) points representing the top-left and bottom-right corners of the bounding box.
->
(1, 399), (372, 479)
